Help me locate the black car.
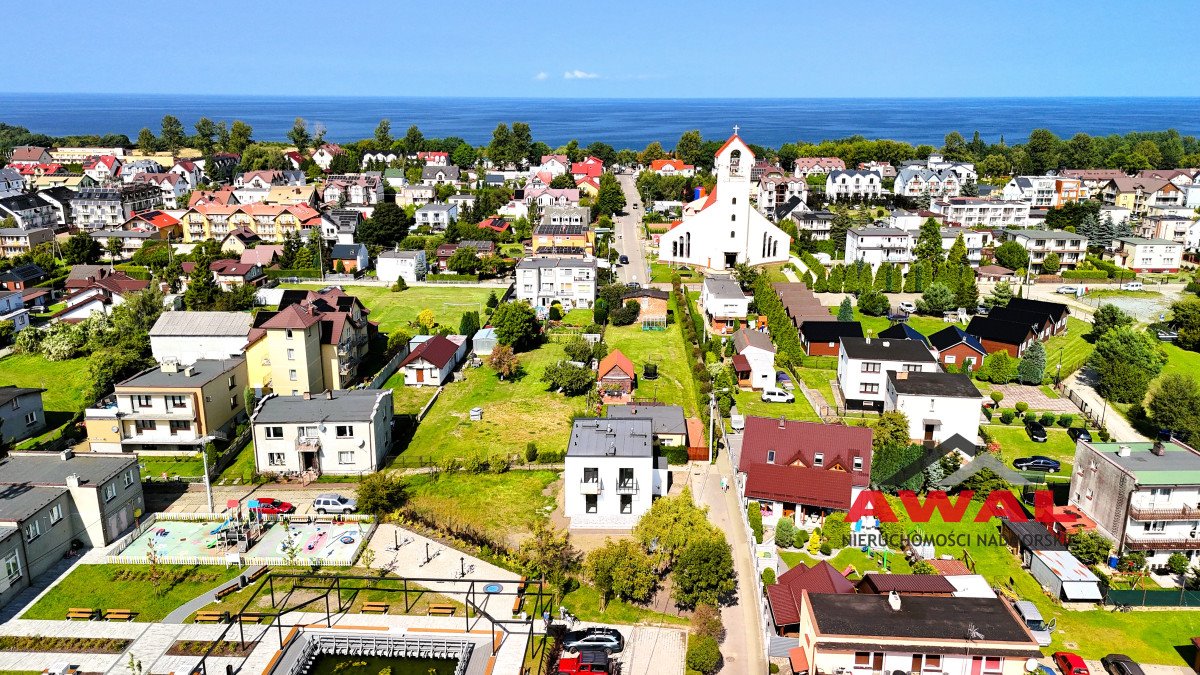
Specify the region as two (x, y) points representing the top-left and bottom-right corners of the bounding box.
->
(1025, 420), (1048, 443)
(619, 255), (629, 264)
(562, 627), (624, 655)
(1013, 456), (1061, 472)
(1100, 654), (1145, 675)
(1067, 427), (1093, 443)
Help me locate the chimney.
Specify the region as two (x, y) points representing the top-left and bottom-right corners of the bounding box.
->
(887, 590), (902, 612)
(60, 449), (74, 461)
(325, 390), (333, 400)
(303, 392), (312, 400)
(1151, 441), (1165, 456)
(161, 360), (179, 373)
(183, 365), (194, 377)
(65, 474), (81, 488)
(1118, 445), (1132, 457)
(778, 416), (786, 429)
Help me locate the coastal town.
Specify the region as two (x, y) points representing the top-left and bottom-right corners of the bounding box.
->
(1, 118), (1200, 675)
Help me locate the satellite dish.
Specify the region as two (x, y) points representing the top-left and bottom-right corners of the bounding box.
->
(319, 424), (327, 433)
(1025, 659), (1040, 672)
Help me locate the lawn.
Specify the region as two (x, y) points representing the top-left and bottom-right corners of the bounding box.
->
(831, 307), (952, 340)
(605, 313), (699, 416)
(560, 309), (593, 327)
(23, 564), (245, 623)
(780, 546), (912, 577)
(386, 381), (439, 415)
(218, 442), (258, 483)
(795, 368), (837, 408)
(1042, 317), (1095, 379)
(733, 388), (819, 422)
(390, 341), (584, 463)
(140, 454), (205, 480)
(402, 470), (559, 537)
(649, 261), (702, 284)
(281, 284), (494, 335)
(985, 424), (1078, 472)
(0, 353), (92, 448)
(1158, 341), (1200, 381)
(561, 583), (688, 626)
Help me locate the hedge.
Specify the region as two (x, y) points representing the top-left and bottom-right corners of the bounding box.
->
(34, 272), (69, 289)
(428, 273), (480, 282)
(114, 264), (152, 280)
(264, 268), (322, 279)
(1060, 270), (1109, 280)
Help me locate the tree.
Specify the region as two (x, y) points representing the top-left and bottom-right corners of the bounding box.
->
(836, 297), (854, 321)
(994, 241), (1030, 271)
(638, 141), (666, 165)
(1026, 129), (1061, 173)
(633, 487), (715, 568)
(1090, 304), (1134, 341)
(774, 517), (798, 548)
(518, 521), (580, 594)
(1148, 373), (1200, 441)
(871, 411), (911, 452)
(1018, 340), (1046, 384)
(674, 130), (704, 168)
(459, 310), (480, 338)
(227, 120), (254, 154)
(105, 237), (123, 262)
(492, 301), (540, 351)
(953, 266), (978, 309)
(549, 173), (576, 189)
(918, 283), (955, 314)
(595, 173), (626, 218)
(857, 289), (890, 317)
(287, 117), (312, 154)
(913, 218), (945, 266)
(62, 231), (101, 264)
(136, 127), (158, 151)
(986, 281), (1014, 308)
(1167, 552), (1191, 577)
(487, 344), (520, 379)
(912, 560), (938, 575)
(541, 360), (593, 395)
(447, 247), (482, 275)
(978, 351), (1018, 384)
(356, 202), (411, 248)
(945, 234), (968, 269)
(685, 635), (721, 675)
(584, 539), (658, 609)
(193, 117), (218, 154)
(672, 534), (735, 609)
(830, 212), (853, 255)
(731, 263), (760, 291)
(1171, 298), (1200, 351)
(160, 115), (186, 152)
(374, 119), (393, 149)
(355, 472), (407, 516)
(1089, 326), (1167, 403)
(1040, 252), (1061, 274)
(1067, 530), (1112, 566)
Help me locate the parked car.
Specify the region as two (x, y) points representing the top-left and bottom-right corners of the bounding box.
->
(975, 304), (990, 316)
(557, 650), (611, 674)
(563, 627), (624, 655)
(761, 387), (795, 403)
(897, 301), (916, 313)
(1101, 654), (1145, 675)
(1025, 420), (1048, 443)
(626, 281), (641, 290)
(1013, 456), (1061, 472)
(1054, 652), (1090, 675)
(249, 497), (295, 515)
(1013, 600), (1053, 647)
(1120, 281), (1144, 291)
(730, 407), (745, 432)
(618, 255), (629, 264)
(1056, 285), (1082, 295)
(313, 493), (357, 515)
(1067, 427), (1093, 443)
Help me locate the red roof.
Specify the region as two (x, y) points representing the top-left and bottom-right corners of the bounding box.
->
(92, 271), (148, 295)
(650, 158), (694, 172)
(131, 210), (179, 229)
(856, 573), (956, 595)
(767, 561), (854, 626)
(731, 353), (751, 373)
(739, 417), (872, 486)
(714, 133), (750, 159)
(597, 349), (635, 381)
(925, 559), (972, 576)
(575, 176), (600, 191)
(399, 334), (461, 369)
(789, 648), (808, 674)
(209, 259), (258, 277)
(571, 161), (603, 178)
(261, 304), (321, 330)
(745, 463), (856, 509)
(686, 417), (705, 449)
(478, 217), (510, 233)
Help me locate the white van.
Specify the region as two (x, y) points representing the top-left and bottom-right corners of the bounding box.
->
(761, 387), (795, 403)
(1012, 600), (1053, 646)
(729, 406), (745, 432)
(1120, 281), (1143, 291)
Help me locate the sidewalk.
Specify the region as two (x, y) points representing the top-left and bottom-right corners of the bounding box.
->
(1063, 369), (1149, 442)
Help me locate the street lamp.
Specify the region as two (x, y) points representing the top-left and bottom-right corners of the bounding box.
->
(1054, 346), (1064, 387)
(708, 387), (731, 464)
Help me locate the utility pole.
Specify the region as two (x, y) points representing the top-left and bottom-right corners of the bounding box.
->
(201, 448), (215, 514)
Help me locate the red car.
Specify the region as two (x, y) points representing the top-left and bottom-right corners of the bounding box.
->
(1055, 652), (1090, 675)
(249, 497), (295, 515)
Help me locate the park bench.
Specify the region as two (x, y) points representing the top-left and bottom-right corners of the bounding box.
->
(237, 612), (269, 623)
(361, 601), (389, 614)
(248, 566), (270, 583)
(195, 611), (228, 623)
(427, 604), (456, 617)
(214, 583), (241, 600)
(103, 609), (134, 621)
(512, 595), (523, 616)
(66, 607), (96, 620)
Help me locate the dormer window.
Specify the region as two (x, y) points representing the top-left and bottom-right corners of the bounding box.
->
(767, 450), (775, 464)
(814, 453), (824, 467)
(853, 457), (863, 471)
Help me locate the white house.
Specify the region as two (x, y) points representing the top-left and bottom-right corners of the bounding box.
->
(1002, 176), (1084, 208)
(0, 168), (23, 198)
(836, 337), (939, 411)
(376, 249), (427, 285)
(149, 311), (254, 364)
(322, 174), (383, 206)
(397, 334), (468, 386)
(1107, 237), (1183, 273)
(515, 257), (597, 310)
(169, 160), (203, 189)
(825, 170), (882, 201)
(999, 229), (1088, 271)
(731, 328), (776, 390)
(793, 157), (846, 176)
(845, 227), (913, 270)
(83, 155), (122, 183)
(0, 290), (30, 334)
(658, 134), (790, 270)
(700, 276), (749, 333)
(929, 197), (1031, 228)
(894, 166), (962, 198)
(939, 227), (985, 266)
(757, 175), (808, 221)
(132, 172), (188, 209)
(415, 203), (458, 230)
(884, 370), (983, 447)
(0, 194), (58, 230)
(563, 418), (669, 530)
(251, 389), (393, 476)
(361, 151), (399, 168)
(312, 144), (345, 171)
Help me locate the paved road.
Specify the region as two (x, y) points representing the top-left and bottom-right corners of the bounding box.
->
(613, 172), (650, 286)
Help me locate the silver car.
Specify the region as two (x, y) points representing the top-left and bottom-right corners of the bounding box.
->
(313, 493), (357, 514)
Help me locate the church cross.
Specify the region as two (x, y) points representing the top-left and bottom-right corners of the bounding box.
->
(733, 124), (739, 135)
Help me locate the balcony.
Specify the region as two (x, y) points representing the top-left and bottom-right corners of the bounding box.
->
(1124, 533), (1200, 551)
(1129, 504), (1200, 521)
(296, 436), (321, 452)
(579, 478), (602, 495)
(615, 479), (639, 495)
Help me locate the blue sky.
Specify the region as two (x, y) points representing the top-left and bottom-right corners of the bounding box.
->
(9, 1), (1200, 98)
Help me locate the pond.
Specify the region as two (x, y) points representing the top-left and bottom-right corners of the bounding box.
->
(309, 655), (457, 675)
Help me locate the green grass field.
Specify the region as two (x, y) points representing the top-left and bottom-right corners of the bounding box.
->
(403, 470), (558, 536)
(779, 547), (912, 577)
(140, 454), (205, 479)
(561, 583), (688, 626)
(0, 353), (92, 448)
(733, 388), (819, 421)
(1158, 342), (1200, 381)
(1042, 317), (1095, 379)
(985, 424), (1077, 471)
(282, 284), (494, 335)
(605, 314), (699, 416)
(795, 369), (837, 407)
(23, 564), (245, 623)
(217, 442), (258, 482)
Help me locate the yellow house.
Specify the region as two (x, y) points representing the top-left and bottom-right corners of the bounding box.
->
(181, 203), (322, 243)
(84, 358), (247, 454)
(263, 185), (318, 206)
(531, 223), (594, 254)
(576, 176), (600, 198)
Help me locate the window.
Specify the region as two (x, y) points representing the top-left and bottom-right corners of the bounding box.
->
(854, 653), (882, 670)
(24, 411), (36, 426)
(168, 395), (187, 408)
(585, 494), (598, 513)
(620, 494), (633, 514)
(619, 467), (634, 489)
(267, 452), (286, 467)
(135, 395), (153, 407)
(23, 521), (40, 542)
(904, 364), (922, 372)
(289, 369), (298, 381)
(265, 426), (284, 439)
(49, 504), (63, 525)
(731, 197), (737, 205)
(913, 655), (942, 672)
(982, 657), (1003, 674)
(944, 354), (956, 364)
(860, 383), (879, 394)
(730, 230), (735, 238)
(853, 457), (863, 471)
(227, 375), (236, 389)
(123, 469), (135, 487)
(861, 362), (881, 373)
(300, 426), (317, 437)
(813, 453), (824, 467)
(766, 450), (776, 464)
(104, 483), (117, 502)
(583, 467), (599, 483)
(287, 349), (295, 361)
(3, 552), (19, 581)
(135, 419), (156, 433)
(338, 451), (354, 465)
(1144, 521), (1166, 533)
(169, 420), (190, 435)
(230, 396), (237, 410)
(336, 425), (354, 438)
(286, 329), (294, 340)
(1150, 487), (1173, 497)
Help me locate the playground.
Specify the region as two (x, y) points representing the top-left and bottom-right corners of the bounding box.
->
(253, 519), (368, 565)
(121, 518), (242, 560)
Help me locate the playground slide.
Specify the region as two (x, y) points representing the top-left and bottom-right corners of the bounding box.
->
(210, 517), (232, 535)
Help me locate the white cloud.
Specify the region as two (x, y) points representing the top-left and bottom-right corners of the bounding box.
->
(563, 69), (599, 80)
(534, 72), (548, 81)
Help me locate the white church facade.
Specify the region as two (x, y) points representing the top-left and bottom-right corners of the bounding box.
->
(658, 133), (791, 271)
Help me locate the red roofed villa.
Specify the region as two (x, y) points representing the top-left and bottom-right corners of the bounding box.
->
(597, 349), (636, 403)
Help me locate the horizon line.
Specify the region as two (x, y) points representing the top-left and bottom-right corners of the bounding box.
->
(4, 92), (1200, 102)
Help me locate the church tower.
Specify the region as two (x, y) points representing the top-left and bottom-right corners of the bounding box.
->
(713, 130), (753, 210)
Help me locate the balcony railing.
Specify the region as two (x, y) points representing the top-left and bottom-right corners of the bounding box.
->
(579, 478), (602, 495)
(296, 436), (321, 452)
(1129, 504), (1200, 521)
(615, 479), (639, 495)
(1124, 534), (1200, 551)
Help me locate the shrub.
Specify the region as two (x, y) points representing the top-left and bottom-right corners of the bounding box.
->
(990, 391), (1004, 405)
(462, 455), (488, 474)
(982, 407), (993, 420)
(774, 518), (797, 548)
(686, 635), (721, 675)
(770, 665), (781, 674)
(665, 445), (691, 465)
(821, 512), (849, 548)
(1058, 413), (1075, 428)
(391, 277), (408, 292)
(1000, 410), (1015, 424)
(819, 543), (832, 555)
(488, 456), (510, 474)
(524, 442), (538, 463)
(1039, 412), (1056, 427)
(690, 604), (724, 642)
(761, 567), (776, 585)
(748, 504), (764, 544)
(356, 472), (407, 516)
(1015, 402), (1029, 416)
(535, 449), (565, 464)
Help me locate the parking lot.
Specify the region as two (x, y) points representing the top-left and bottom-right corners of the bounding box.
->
(146, 482), (359, 516)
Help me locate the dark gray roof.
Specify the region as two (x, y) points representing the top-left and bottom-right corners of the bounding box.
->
(254, 389), (391, 425)
(840, 337), (937, 363)
(0, 485), (67, 523)
(0, 193), (51, 213)
(0, 386), (44, 408)
(702, 276), (745, 299)
(606, 404), (687, 436)
(117, 358), (244, 389)
(0, 264), (46, 283)
(800, 321), (863, 343)
(378, 250), (424, 260)
(0, 452), (137, 488)
(807, 593), (1034, 644)
(149, 311), (254, 337)
(887, 371), (982, 398)
(567, 418), (653, 458)
(421, 165), (461, 180)
(517, 256), (596, 270)
(331, 243), (366, 259)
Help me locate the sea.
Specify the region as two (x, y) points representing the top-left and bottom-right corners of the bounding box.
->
(1, 93), (1198, 149)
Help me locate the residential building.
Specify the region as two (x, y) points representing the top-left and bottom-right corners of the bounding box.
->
(251, 389), (393, 476)
(884, 370), (983, 447)
(1061, 168), (1127, 198)
(800, 321), (864, 357)
(1002, 176), (1085, 208)
(82, 155), (121, 183)
(35, 186), (75, 227)
(524, 187), (580, 209)
(766, 561), (856, 636)
(70, 185), (162, 230)
(376, 249), (428, 285)
(0, 386), (46, 445)
(515, 256), (597, 310)
(361, 151), (399, 168)
(1107, 237), (1183, 273)
(397, 184), (436, 207)
(131, 172), (188, 208)
(649, 159), (694, 177)
(0, 194), (56, 230)
(312, 144), (345, 171)
(622, 288), (669, 328)
(533, 222), (592, 255)
(169, 160), (203, 189)
(204, 260), (266, 291)
(793, 157), (846, 176)
(241, 245), (282, 268)
(84, 359), (248, 454)
(658, 134), (790, 270)
(263, 185), (318, 207)
(964, 317), (1037, 357)
(927, 326), (986, 371)
(1138, 214), (1200, 249)
(998, 229), (1088, 270)
(180, 202), (321, 243)
(571, 156), (604, 182)
(0, 452), (144, 608)
(930, 197), (1031, 228)
(902, 153), (978, 181)
(757, 175), (808, 222)
(836, 337), (938, 411)
(421, 165), (461, 186)
(794, 210), (835, 240)
(435, 240), (495, 269)
(877, 322), (930, 347)
(120, 160), (166, 183)
(894, 167), (962, 198)
(416, 151), (449, 166)
(738, 417), (872, 526)
(1068, 439), (1200, 569)
(6, 146), (53, 166)
(330, 243), (369, 273)
(397, 334), (467, 386)
(858, 160), (897, 178)
(1101, 175), (1187, 216)
(563, 418), (669, 529)
(0, 264), (48, 292)
(825, 169), (882, 201)
(597, 349), (637, 402)
(218, 227), (261, 255)
(90, 228), (169, 260)
(996, 297), (1070, 336)
(50, 270), (148, 322)
(415, 203), (458, 230)
(321, 209), (362, 245)
(845, 227), (913, 270)
(322, 174), (383, 206)
(773, 282), (829, 328)
(149, 311), (254, 364)
(939, 227), (986, 266)
(731, 328), (776, 390)
(236, 170), (306, 189)
(0, 290), (29, 335)
(700, 277), (749, 333)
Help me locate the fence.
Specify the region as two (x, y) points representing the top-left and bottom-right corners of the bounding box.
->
(362, 344), (411, 390)
(1063, 385), (1106, 430)
(1104, 586), (1200, 607)
(730, 477), (774, 662)
(277, 633), (473, 675)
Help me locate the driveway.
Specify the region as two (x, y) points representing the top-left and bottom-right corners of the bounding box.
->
(147, 482), (359, 515)
(988, 384), (1078, 414)
(613, 172), (650, 286)
(1063, 368), (1150, 442)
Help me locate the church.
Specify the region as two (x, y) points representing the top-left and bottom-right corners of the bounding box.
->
(658, 132), (791, 270)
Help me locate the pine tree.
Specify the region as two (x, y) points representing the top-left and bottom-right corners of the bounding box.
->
(1018, 340), (1047, 384)
(1115, 217), (1133, 240)
(945, 234), (968, 269)
(987, 281), (1013, 308)
(955, 265), (979, 308)
(858, 261), (875, 292)
(902, 266), (917, 292)
(844, 262), (861, 294)
(837, 297), (854, 321)
(1097, 215), (1115, 249)
(1077, 213), (1099, 245)
(827, 265), (845, 293)
(874, 263), (890, 291)
(888, 265), (904, 293)
(913, 218), (945, 265)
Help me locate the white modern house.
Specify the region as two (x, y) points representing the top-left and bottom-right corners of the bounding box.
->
(376, 249), (428, 285)
(999, 229), (1088, 271)
(894, 167), (963, 198)
(700, 276), (749, 333)
(731, 328), (776, 390)
(563, 418), (669, 530)
(930, 197), (1031, 228)
(1002, 176), (1084, 208)
(884, 371), (983, 447)
(396, 334), (468, 386)
(251, 389), (393, 476)
(515, 256), (597, 310)
(414, 203), (458, 231)
(657, 134), (790, 271)
(149, 311), (254, 364)
(825, 170), (882, 201)
(845, 227), (913, 270)
(0, 290), (30, 335)
(1107, 237), (1183, 273)
(837, 337), (939, 411)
